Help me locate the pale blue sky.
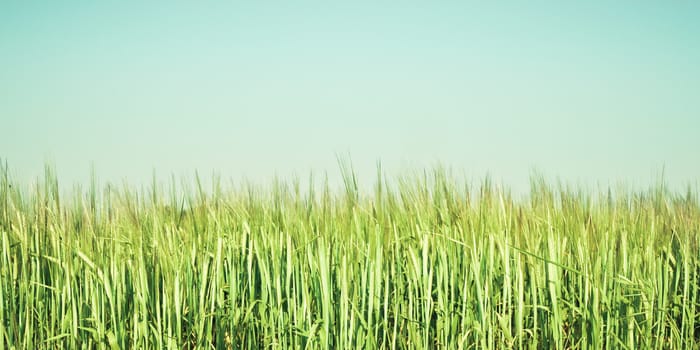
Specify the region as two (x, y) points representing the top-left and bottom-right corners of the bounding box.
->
(2, 2), (699, 192)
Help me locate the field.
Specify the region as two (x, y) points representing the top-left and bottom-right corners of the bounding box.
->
(1, 163), (699, 349)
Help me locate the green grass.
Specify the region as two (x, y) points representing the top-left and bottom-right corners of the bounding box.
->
(0, 162), (699, 349)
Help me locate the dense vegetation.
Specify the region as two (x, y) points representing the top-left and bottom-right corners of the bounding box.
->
(1, 163), (699, 349)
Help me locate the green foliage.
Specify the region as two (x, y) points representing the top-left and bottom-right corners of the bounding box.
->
(0, 163), (698, 349)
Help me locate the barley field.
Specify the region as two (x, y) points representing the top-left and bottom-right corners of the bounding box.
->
(1, 163), (699, 349)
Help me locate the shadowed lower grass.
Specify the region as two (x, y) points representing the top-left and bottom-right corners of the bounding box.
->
(0, 163), (699, 349)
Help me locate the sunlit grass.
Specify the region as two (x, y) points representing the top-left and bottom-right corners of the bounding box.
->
(0, 162), (698, 349)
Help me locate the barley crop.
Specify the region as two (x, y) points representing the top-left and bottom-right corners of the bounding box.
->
(0, 163), (698, 349)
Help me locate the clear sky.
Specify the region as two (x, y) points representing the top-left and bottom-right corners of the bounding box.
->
(2, 2), (699, 193)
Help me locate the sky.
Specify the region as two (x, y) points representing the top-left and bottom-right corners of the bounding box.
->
(2, 2), (699, 194)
